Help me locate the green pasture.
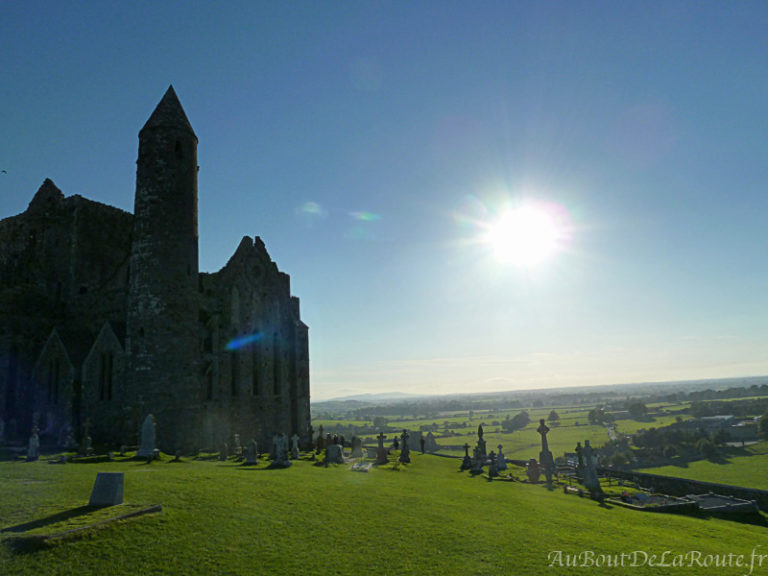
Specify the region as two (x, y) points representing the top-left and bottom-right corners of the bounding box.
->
(639, 442), (768, 491)
(612, 413), (692, 436)
(1, 452), (766, 575)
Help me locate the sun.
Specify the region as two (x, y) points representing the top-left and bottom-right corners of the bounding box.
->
(484, 203), (565, 266)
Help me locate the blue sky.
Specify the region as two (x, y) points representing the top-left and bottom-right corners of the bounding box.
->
(2, 2), (768, 400)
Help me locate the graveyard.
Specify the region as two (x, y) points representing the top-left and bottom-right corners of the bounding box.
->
(2, 434), (768, 575)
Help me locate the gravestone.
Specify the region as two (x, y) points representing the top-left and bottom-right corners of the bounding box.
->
(245, 439), (259, 465)
(575, 441), (584, 480)
(350, 436), (363, 458)
(291, 434), (300, 460)
(27, 428), (40, 461)
(375, 432), (389, 465)
(325, 443), (344, 464)
(488, 451), (499, 478)
(269, 433), (292, 468)
(233, 433), (242, 456)
(137, 415), (156, 458)
(80, 420), (93, 456)
(399, 430), (411, 464)
(496, 444), (507, 471)
(460, 443), (472, 471)
(470, 446), (484, 474)
(537, 419), (555, 483)
(220, 442), (229, 461)
(89, 472), (124, 506)
(526, 458), (541, 483)
(582, 440), (602, 496)
(425, 431), (438, 453)
(476, 424), (487, 459)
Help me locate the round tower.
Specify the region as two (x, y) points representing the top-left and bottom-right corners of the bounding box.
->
(126, 86), (200, 453)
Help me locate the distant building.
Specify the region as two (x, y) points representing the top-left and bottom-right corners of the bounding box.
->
(0, 87), (310, 452)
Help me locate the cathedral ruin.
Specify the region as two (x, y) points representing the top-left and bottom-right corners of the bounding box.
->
(0, 87), (311, 453)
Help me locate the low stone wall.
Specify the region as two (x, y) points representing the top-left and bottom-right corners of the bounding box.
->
(602, 468), (768, 511)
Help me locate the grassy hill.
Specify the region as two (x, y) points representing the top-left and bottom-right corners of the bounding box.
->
(2, 453), (767, 575)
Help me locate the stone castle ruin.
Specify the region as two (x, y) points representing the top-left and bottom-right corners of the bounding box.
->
(0, 87), (310, 453)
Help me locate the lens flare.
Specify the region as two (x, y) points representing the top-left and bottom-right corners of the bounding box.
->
(349, 211), (382, 221)
(225, 332), (263, 351)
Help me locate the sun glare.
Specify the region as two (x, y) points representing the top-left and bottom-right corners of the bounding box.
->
(485, 203), (566, 266)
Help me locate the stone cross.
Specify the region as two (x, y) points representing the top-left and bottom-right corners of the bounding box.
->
(375, 432), (388, 465)
(537, 419), (550, 453)
(537, 418), (554, 483)
(399, 429), (411, 464)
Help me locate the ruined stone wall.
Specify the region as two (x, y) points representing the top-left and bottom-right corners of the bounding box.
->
(0, 181), (131, 439)
(198, 235), (311, 449)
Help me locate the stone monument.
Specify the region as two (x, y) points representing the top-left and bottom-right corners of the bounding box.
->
(460, 443), (472, 471)
(470, 446), (484, 475)
(316, 425), (325, 454)
(489, 451), (500, 478)
(350, 436), (363, 458)
(425, 431), (438, 453)
(89, 472), (124, 506)
(496, 444), (507, 471)
(269, 433), (292, 468)
(245, 439), (259, 465)
(291, 434), (300, 460)
(399, 430), (411, 464)
(375, 432), (388, 465)
(27, 427), (40, 461)
(582, 440), (602, 496)
(137, 414), (156, 458)
(526, 458), (541, 483)
(325, 443), (344, 465)
(537, 419), (555, 483)
(476, 424), (487, 459)
(575, 441), (584, 480)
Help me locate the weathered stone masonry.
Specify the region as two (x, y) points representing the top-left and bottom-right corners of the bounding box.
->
(0, 87), (310, 452)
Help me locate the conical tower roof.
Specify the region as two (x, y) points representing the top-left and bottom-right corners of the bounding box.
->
(140, 85), (197, 140)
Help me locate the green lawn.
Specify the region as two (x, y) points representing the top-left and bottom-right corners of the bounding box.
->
(639, 442), (768, 490)
(2, 453), (766, 575)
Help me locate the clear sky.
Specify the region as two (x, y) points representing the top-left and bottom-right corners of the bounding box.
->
(2, 2), (768, 400)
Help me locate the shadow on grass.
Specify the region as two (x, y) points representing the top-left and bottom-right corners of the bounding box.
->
(1, 505), (94, 534)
